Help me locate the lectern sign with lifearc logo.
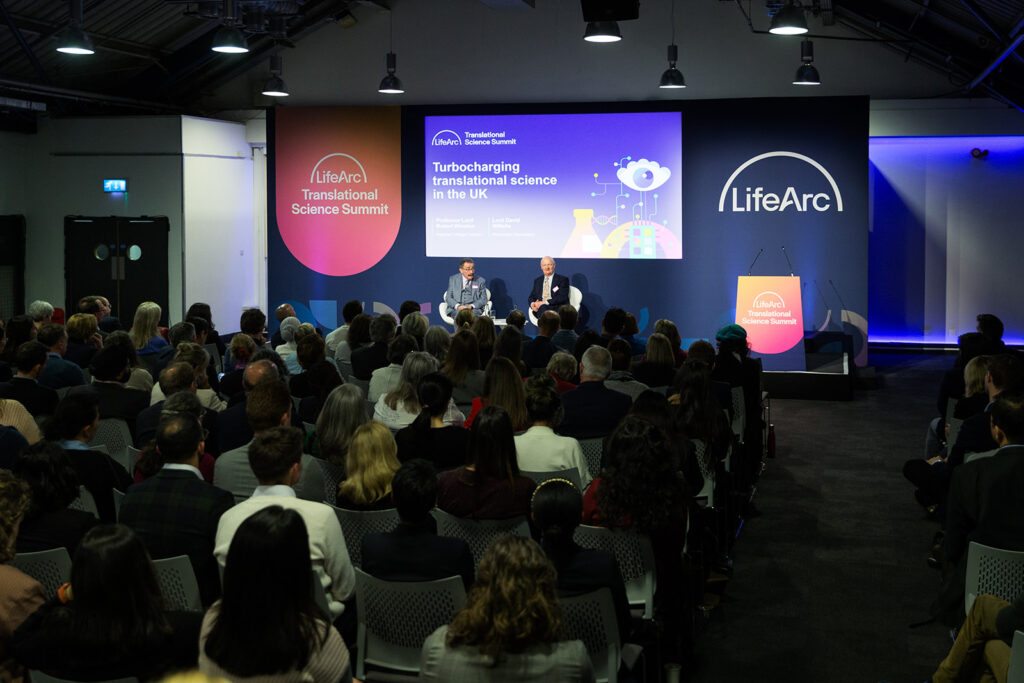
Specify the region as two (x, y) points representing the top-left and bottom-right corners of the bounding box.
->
(735, 276), (804, 354)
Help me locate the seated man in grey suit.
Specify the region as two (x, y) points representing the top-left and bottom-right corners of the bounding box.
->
(444, 258), (487, 317)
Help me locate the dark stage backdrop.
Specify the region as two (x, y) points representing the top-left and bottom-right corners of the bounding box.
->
(267, 97), (868, 365)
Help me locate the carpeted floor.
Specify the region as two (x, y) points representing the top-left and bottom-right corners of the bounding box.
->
(689, 351), (955, 683)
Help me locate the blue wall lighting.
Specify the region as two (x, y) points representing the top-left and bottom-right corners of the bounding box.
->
(103, 179), (127, 192)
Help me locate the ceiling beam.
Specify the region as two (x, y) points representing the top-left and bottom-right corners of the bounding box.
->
(4, 11), (166, 62)
(0, 1), (49, 84)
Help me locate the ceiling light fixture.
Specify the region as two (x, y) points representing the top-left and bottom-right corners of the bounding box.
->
(262, 55), (289, 97)
(56, 0), (94, 55)
(211, 0), (248, 53)
(793, 39), (820, 85)
(658, 0), (685, 89)
(584, 20), (622, 42)
(378, 11), (404, 94)
(769, 1), (808, 36)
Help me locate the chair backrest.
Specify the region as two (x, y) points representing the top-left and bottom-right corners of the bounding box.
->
(690, 438), (715, 507)
(92, 418), (133, 472)
(292, 395), (302, 412)
(346, 376), (370, 394)
(329, 505), (401, 568)
(112, 488), (125, 521)
(521, 468), (582, 491)
(573, 525), (657, 619)
(1009, 630), (1024, 683)
(579, 437), (605, 480)
(152, 555), (203, 612)
(126, 446), (142, 475)
(203, 343), (223, 374)
(948, 416), (965, 449)
(354, 568), (466, 679)
(29, 671), (138, 683)
(317, 458), (345, 506)
(945, 396), (958, 422)
(68, 486), (99, 519)
(432, 508), (531, 566)
(561, 588), (621, 683)
(303, 421), (316, 436)
(965, 541), (1024, 614)
(10, 547), (72, 599)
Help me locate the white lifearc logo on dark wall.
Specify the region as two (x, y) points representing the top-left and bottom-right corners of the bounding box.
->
(717, 151), (843, 213)
(431, 130), (462, 146)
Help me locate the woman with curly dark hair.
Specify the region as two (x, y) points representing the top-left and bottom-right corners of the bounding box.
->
(672, 360), (732, 465)
(419, 535), (593, 681)
(581, 415), (691, 666)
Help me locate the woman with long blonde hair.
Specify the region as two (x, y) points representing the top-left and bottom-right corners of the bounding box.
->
(129, 302), (167, 356)
(336, 422), (399, 510)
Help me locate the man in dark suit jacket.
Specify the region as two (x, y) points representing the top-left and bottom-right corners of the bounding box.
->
(351, 314), (396, 381)
(215, 359), (280, 454)
(136, 362), (219, 455)
(558, 345), (631, 440)
(0, 341), (59, 416)
(119, 412), (234, 605)
(362, 459), (474, 590)
(36, 324), (86, 391)
(528, 256), (570, 317)
(70, 345), (149, 442)
(523, 311), (559, 370)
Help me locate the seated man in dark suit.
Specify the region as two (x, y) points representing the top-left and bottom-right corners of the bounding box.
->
(351, 314), (396, 381)
(528, 256), (570, 317)
(361, 458), (474, 589)
(152, 321), (196, 378)
(504, 310), (531, 342)
(70, 345), (150, 441)
(0, 341), (58, 417)
(523, 310), (559, 370)
(36, 323), (86, 390)
(557, 345), (631, 440)
(135, 362), (218, 455)
(215, 359), (279, 454)
(119, 410), (235, 606)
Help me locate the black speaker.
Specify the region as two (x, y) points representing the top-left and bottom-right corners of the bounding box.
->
(580, 0), (640, 22)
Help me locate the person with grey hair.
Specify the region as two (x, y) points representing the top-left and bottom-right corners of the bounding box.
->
(557, 345), (631, 439)
(315, 384), (369, 469)
(401, 312), (429, 349)
(351, 314), (397, 380)
(424, 326), (451, 365)
(153, 321), (197, 376)
(545, 352), (579, 394)
(528, 256), (570, 316)
(273, 316), (301, 365)
(27, 300), (54, 326)
(375, 352), (464, 430)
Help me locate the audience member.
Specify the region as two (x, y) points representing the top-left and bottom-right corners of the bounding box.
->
(336, 422), (399, 511)
(218, 332), (259, 399)
(334, 312), (371, 371)
(214, 380), (325, 504)
(73, 344), (150, 436)
(223, 308), (267, 371)
(620, 312), (646, 356)
(368, 333), (417, 402)
(0, 399), (39, 466)
(395, 372), (469, 472)
(632, 333), (677, 388)
(492, 326), (530, 378)
(134, 391), (217, 483)
(27, 300), (54, 328)
(976, 313), (1006, 353)
(45, 391), (132, 523)
(927, 592), (1024, 683)
(12, 441), (98, 556)
(313, 384), (368, 468)
(558, 345), (631, 439)
(401, 311), (429, 350)
(424, 325), (451, 365)
(605, 338), (649, 402)
(464, 357), (528, 431)
(129, 302), (168, 357)
(152, 321), (196, 376)
(453, 307), (475, 331)
(102, 330), (154, 393)
(655, 319), (687, 367)
(471, 317), (496, 369)
(515, 375), (590, 488)
(13, 524), (202, 680)
(397, 300), (421, 328)
(418, 535), (593, 681)
(214, 426), (354, 620)
(351, 314), (396, 381)
(532, 478), (631, 642)
(551, 304), (580, 354)
(505, 309), (530, 341)
(215, 359), (279, 454)
(438, 406), (535, 520)
(273, 315), (301, 368)
(270, 302), (296, 348)
(62, 313), (101, 370)
(0, 342), (58, 417)
(376, 352), (463, 430)
(202, 505), (352, 682)
(362, 459), (474, 589)
(546, 351), (579, 394)
(35, 323), (85, 390)
(599, 307), (627, 346)
(0, 470), (44, 683)
(686, 339), (732, 412)
(0, 316), (35, 367)
(290, 333), (330, 398)
(523, 310), (559, 370)
(573, 328), (603, 362)
(325, 299), (363, 354)
(151, 343), (224, 412)
(442, 329), (485, 406)
(297, 359), (343, 425)
(119, 411), (234, 606)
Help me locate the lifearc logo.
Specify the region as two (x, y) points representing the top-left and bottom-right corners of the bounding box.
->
(717, 151), (843, 213)
(431, 130), (462, 146)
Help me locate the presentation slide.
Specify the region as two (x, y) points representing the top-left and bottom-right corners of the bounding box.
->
(424, 111), (682, 260)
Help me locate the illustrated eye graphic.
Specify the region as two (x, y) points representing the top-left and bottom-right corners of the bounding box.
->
(616, 159), (671, 192)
